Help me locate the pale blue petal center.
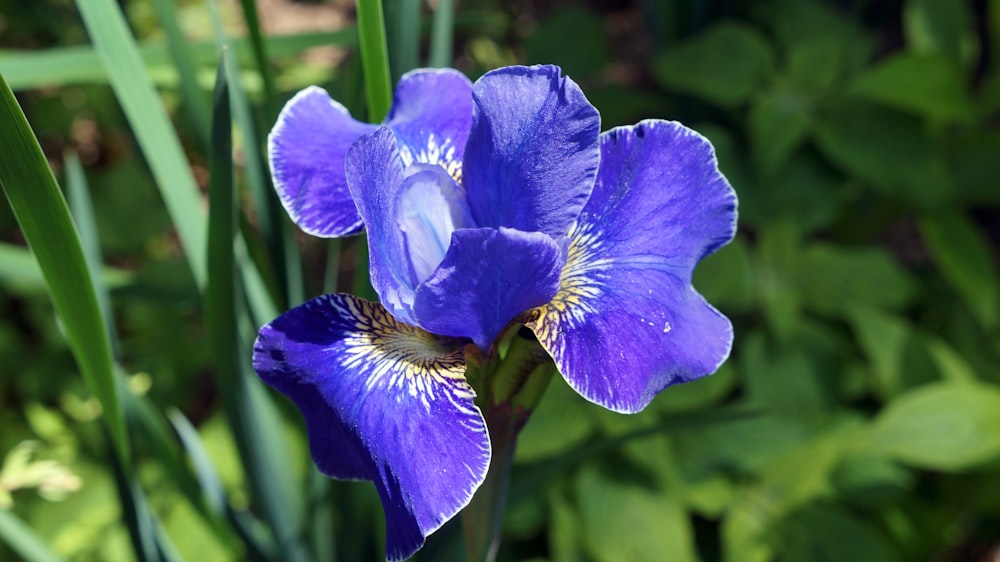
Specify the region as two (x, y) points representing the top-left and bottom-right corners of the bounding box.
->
(396, 164), (475, 283)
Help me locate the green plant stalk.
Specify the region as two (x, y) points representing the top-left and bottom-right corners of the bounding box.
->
(356, 0), (393, 122)
(75, 0), (209, 289)
(429, 0), (455, 67)
(236, 0), (277, 115)
(0, 72), (129, 464)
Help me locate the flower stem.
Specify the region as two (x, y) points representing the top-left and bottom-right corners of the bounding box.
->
(355, 0), (393, 122)
(461, 404), (525, 562)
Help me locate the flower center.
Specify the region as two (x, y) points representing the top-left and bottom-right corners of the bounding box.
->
(396, 164), (475, 283)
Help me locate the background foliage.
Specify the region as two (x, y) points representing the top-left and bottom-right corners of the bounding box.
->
(1, 0), (999, 560)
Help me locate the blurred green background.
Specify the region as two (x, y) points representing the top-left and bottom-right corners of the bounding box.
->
(1, 0), (1000, 560)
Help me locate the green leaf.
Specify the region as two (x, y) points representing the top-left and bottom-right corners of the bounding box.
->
(0, 509), (67, 562)
(833, 453), (913, 508)
(779, 505), (901, 562)
(0, 73), (127, 460)
(652, 22), (774, 107)
(741, 331), (830, 417)
(846, 306), (939, 399)
(0, 241), (132, 291)
(357, 0), (393, 121)
(692, 237), (756, 313)
(738, 156), (842, 233)
(429, 0), (455, 67)
(904, 0), (976, 67)
(869, 381), (1000, 470)
(385, 0), (421, 81)
(848, 53), (972, 122)
(525, 7), (609, 80)
(575, 466), (697, 562)
(919, 211), (999, 328)
(748, 85), (813, 173)
(814, 100), (953, 207)
(796, 244), (916, 316)
(514, 377), (597, 463)
(75, 0), (208, 289)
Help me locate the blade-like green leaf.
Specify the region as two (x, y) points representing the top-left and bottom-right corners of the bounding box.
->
(75, 0), (208, 289)
(357, 0), (393, 121)
(149, 0), (212, 144)
(236, 0), (277, 113)
(429, 0), (455, 67)
(207, 52), (308, 562)
(0, 509), (67, 562)
(0, 30), (359, 91)
(0, 72), (128, 460)
(386, 0), (421, 81)
(0, 241), (132, 290)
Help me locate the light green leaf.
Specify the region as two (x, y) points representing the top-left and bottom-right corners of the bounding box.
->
(653, 22), (774, 107)
(575, 466), (697, 562)
(0, 242), (132, 291)
(815, 100), (953, 207)
(0, 73), (127, 460)
(75, 0), (208, 289)
(748, 85), (813, 173)
(848, 53), (972, 122)
(904, 0), (976, 66)
(0, 509), (67, 562)
(870, 382), (1000, 470)
(919, 211), (999, 328)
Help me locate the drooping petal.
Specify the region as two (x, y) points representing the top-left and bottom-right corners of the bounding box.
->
(386, 69), (474, 181)
(253, 294), (490, 562)
(525, 120), (738, 413)
(268, 86), (376, 237)
(463, 65), (601, 238)
(345, 127), (419, 323)
(414, 227), (563, 350)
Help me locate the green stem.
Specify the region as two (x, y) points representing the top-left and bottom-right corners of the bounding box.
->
(356, 0), (393, 122)
(429, 0), (455, 67)
(461, 405), (525, 562)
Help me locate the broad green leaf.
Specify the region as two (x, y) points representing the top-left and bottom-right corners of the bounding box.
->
(547, 489), (584, 562)
(925, 337), (978, 383)
(833, 453), (913, 508)
(869, 382), (1000, 470)
(653, 22), (774, 107)
(741, 332), (831, 417)
(848, 53), (972, 122)
(748, 85), (813, 173)
(515, 377), (597, 463)
(846, 307), (939, 399)
(796, 244), (916, 316)
(779, 505), (901, 562)
(904, 0), (976, 67)
(0, 73), (127, 460)
(525, 7), (609, 80)
(692, 237), (755, 313)
(75, 0), (208, 289)
(919, 211), (999, 328)
(738, 156), (842, 234)
(814, 100), (952, 207)
(575, 466), (697, 562)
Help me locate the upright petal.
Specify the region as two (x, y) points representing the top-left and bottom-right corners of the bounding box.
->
(414, 227), (563, 350)
(253, 294), (490, 561)
(387, 69), (474, 181)
(268, 87), (376, 237)
(463, 65), (601, 238)
(345, 127), (419, 323)
(525, 120), (738, 413)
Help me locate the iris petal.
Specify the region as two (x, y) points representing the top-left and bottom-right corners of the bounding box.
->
(525, 120), (737, 413)
(253, 294), (490, 562)
(268, 86), (376, 237)
(414, 227), (563, 349)
(386, 69), (474, 180)
(345, 127), (419, 324)
(463, 65), (601, 238)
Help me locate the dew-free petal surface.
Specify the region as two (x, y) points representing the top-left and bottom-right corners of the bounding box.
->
(526, 120), (737, 413)
(463, 65), (601, 238)
(253, 294), (490, 561)
(414, 227), (563, 350)
(268, 86), (375, 237)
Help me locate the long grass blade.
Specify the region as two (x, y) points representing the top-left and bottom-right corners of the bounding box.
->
(429, 0), (455, 67)
(207, 52), (308, 562)
(0, 509), (67, 562)
(356, 0), (393, 121)
(0, 30), (359, 91)
(75, 0), (208, 289)
(0, 72), (128, 462)
(235, 0), (277, 114)
(0, 241), (132, 290)
(385, 0), (422, 81)
(148, 0), (212, 144)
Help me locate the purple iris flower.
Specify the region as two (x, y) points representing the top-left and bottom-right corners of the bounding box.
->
(253, 65), (736, 560)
